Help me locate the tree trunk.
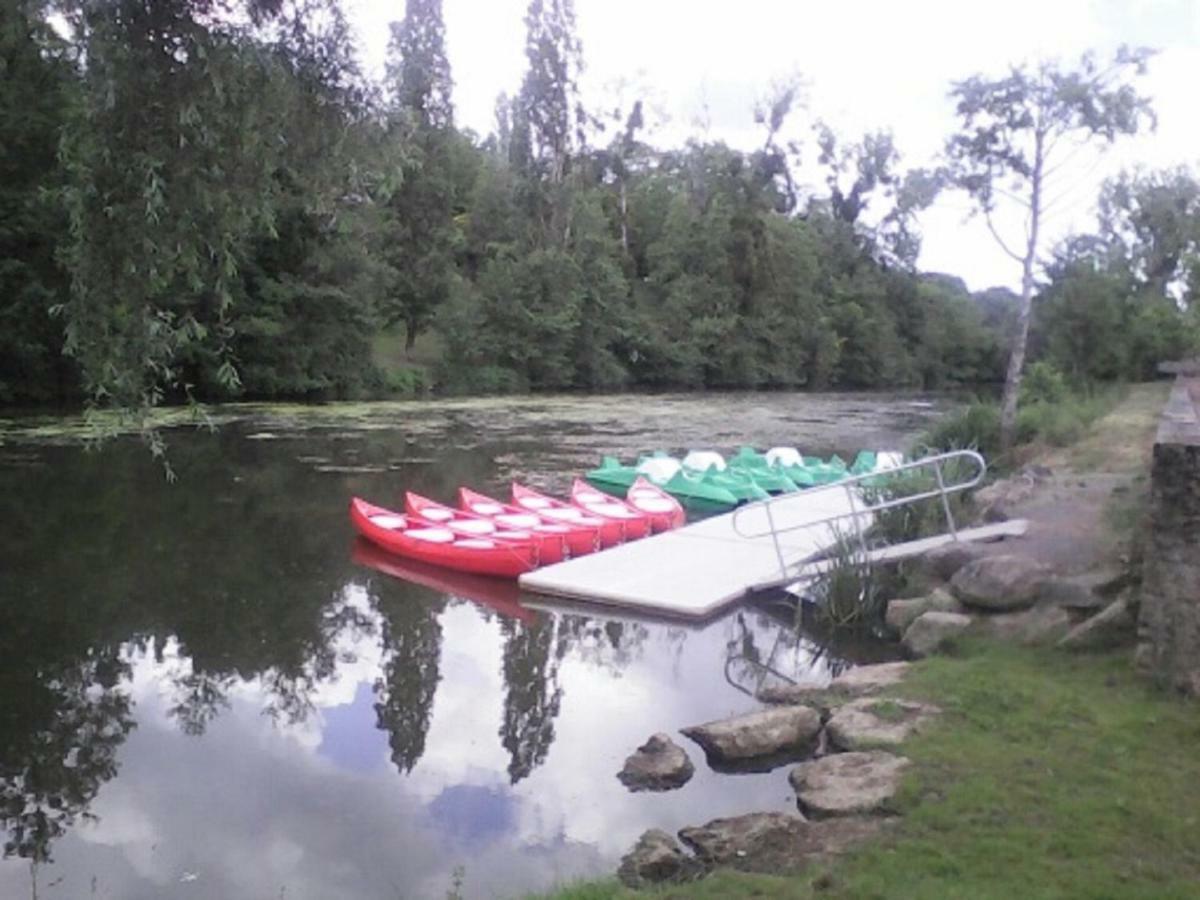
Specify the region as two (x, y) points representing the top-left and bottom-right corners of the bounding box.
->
(999, 132), (1045, 450)
(405, 321), (417, 354)
(619, 177), (629, 254)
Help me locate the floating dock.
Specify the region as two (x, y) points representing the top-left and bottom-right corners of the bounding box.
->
(518, 480), (1027, 620)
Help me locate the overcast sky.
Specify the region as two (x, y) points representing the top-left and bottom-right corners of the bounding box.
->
(345, 0), (1200, 291)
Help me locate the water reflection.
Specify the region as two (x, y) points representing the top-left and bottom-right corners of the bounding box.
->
(0, 393), (939, 898)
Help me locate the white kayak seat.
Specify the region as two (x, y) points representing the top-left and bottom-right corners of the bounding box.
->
(518, 496), (552, 509)
(632, 497), (675, 513)
(534, 523), (570, 533)
(472, 501), (505, 515)
(492, 530), (531, 540)
(875, 451), (904, 471)
(590, 503), (638, 518)
(406, 527), (456, 543)
(682, 450), (726, 472)
(636, 457), (681, 482)
(451, 519), (494, 535)
(419, 507), (455, 521)
(496, 513), (541, 528)
(454, 538), (495, 549)
(765, 447), (804, 468)
(540, 507), (584, 521)
(576, 489), (608, 503)
(368, 514), (407, 530)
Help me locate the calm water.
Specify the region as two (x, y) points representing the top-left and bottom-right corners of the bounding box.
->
(0, 392), (945, 900)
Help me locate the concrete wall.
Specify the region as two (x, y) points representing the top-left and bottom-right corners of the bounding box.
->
(1137, 376), (1200, 695)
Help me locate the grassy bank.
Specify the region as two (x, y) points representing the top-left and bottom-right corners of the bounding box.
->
(535, 640), (1200, 900)
(919, 371), (1131, 469)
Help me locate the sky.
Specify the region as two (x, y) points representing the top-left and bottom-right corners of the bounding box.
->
(344, 0), (1200, 291)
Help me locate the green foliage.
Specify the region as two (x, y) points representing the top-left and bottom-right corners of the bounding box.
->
(920, 402), (1001, 457)
(806, 528), (883, 627)
(2, 3), (1192, 417)
(0, 2), (77, 404)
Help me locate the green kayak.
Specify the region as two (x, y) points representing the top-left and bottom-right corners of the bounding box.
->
(584, 456), (741, 513)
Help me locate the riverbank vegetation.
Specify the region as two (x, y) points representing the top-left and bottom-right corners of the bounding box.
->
(3, 1), (1199, 413)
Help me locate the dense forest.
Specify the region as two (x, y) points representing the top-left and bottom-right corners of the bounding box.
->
(2, 0), (1198, 409)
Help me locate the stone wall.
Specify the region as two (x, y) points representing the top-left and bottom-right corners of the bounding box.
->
(1136, 376), (1200, 695)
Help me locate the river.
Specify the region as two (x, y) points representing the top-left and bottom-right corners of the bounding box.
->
(0, 391), (947, 899)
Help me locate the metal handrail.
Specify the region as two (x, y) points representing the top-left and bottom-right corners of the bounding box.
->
(731, 449), (988, 586)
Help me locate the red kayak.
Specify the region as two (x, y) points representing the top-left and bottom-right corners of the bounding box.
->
(569, 479), (652, 541)
(350, 497), (538, 578)
(511, 482), (625, 548)
(626, 477), (686, 532)
(404, 492), (566, 566)
(458, 486), (601, 558)
(351, 538), (537, 623)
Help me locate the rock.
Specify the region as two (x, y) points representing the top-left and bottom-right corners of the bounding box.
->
(979, 602), (1072, 644)
(1038, 575), (1105, 612)
(974, 474), (1038, 521)
(826, 697), (940, 751)
(1058, 598), (1137, 651)
(920, 541), (986, 581)
(885, 589), (964, 634)
(902, 611), (972, 657)
(681, 706), (822, 768)
(617, 733), (694, 791)
(951, 555), (1050, 611)
(757, 683), (822, 706)
(678, 812), (807, 865)
(789, 751), (910, 818)
(828, 661), (912, 695)
(676, 814), (886, 876)
(617, 828), (696, 887)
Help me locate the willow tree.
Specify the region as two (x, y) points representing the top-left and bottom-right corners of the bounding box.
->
(945, 47), (1155, 447)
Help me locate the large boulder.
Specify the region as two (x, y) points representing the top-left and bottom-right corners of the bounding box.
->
(979, 602), (1072, 645)
(902, 611), (972, 657)
(678, 814), (886, 875)
(826, 697), (940, 751)
(681, 706), (822, 768)
(951, 555), (1049, 611)
(789, 750), (910, 818)
(885, 589), (964, 635)
(617, 829), (697, 887)
(828, 661), (912, 695)
(920, 541), (986, 581)
(678, 812), (807, 865)
(1058, 598), (1137, 651)
(617, 733), (694, 791)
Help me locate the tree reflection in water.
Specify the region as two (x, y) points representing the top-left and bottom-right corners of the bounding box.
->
(499, 616), (566, 784)
(0, 648), (134, 864)
(372, 592), (445, 774)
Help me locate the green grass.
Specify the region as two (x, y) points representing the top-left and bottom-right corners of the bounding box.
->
(533, 639), (1200, 900)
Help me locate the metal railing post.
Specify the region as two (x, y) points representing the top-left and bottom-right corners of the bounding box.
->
(764, 499), (786, 582)
(932, 458), (958, 540)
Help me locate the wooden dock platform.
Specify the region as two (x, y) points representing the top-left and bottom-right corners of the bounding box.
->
(518, 484), (1027, 620)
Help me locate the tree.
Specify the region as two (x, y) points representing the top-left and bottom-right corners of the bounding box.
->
(1099, 166), (1200, 302)
(386, 0), (452, 130)
(378, 0), (468, 352)
(0, 1), (77, 404)
(514, 0), (585, 242)
(945, 47), (1155, 448)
